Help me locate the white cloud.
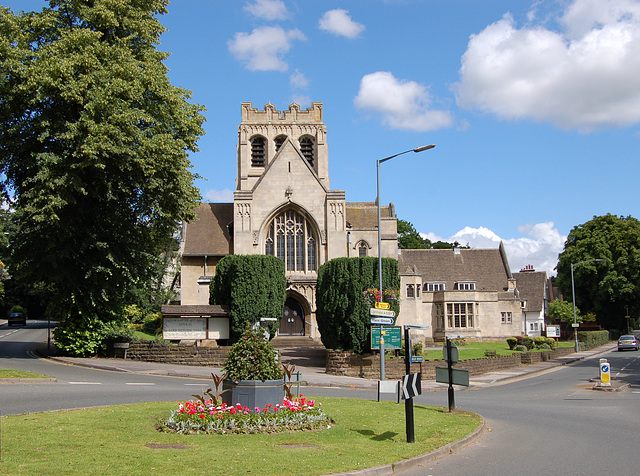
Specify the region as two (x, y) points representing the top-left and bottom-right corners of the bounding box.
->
(354, 71), (454, 131)
(228, 26), (306, 72)
(290, 69), (309, 89)
(290, 94), (311, 108)
(243, 0), (288, 21)
(447, 223), (566, 276)
(318, 9), (365, 38)
(204, 189), (234, 202)
(454, 0), (640, 131)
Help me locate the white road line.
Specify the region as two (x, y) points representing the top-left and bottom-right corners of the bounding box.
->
(68, 382), (102, 385)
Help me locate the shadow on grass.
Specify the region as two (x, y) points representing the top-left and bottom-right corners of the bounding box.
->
(354, 429), (399, 441)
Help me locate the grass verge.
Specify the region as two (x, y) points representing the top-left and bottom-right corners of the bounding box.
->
(422, 341), (574, 360)
(0, 369), (51, 379)
(0, 398), (481, 475)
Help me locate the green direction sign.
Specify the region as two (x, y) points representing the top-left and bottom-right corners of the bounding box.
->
(371, 326), (402, 350)
(435, 367), (470, 387)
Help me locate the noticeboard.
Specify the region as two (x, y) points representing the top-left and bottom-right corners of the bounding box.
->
(546, 326), (561, 338)
(371, 326), (402, 350)
(163, 317), (206, 340)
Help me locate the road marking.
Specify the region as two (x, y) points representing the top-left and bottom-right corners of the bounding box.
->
(68, 382), (102, 385)
(125, 383), (156, 386)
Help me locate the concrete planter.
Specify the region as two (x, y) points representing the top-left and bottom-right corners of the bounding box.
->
(222, 379), (284, 411)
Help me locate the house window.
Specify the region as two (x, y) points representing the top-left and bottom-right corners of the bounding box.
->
(501, 312), (512, 324)
(435, 303), (445, 329)
(251, 136), (266, 167)
(425, 282), (445, 292)
(299, 136), (314, 166)
(530, 322), (539, 331)
(407, 284), (415, 298)
(454, 281), (476, 291)
(274, 135), (287, 152)
(447, 303), (475, 328)
(358, 243), (368, 256)
(265, 209), (316, 272)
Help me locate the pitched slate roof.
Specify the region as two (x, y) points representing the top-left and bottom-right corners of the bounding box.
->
(345, 202), (393, 229)
(182, 203), (233, 256)
(513, 270), (547, 312)
(399, 245), (512, 292)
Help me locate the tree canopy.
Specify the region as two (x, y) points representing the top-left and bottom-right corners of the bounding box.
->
(556, 214), (640, 330)
(397, 219), (431, 249)
(0, 1), (205, 353)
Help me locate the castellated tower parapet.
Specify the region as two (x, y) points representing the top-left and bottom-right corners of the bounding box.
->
(237, 102), (329, 191)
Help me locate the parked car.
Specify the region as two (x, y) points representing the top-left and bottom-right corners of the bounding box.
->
(8, 312), (27, 326)
(617, 335), (639, 351)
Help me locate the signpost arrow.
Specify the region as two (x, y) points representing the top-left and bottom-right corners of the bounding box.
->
(401, 373), (422, 399)
(369, 308), (396, 318)
(370, 316), (394, 325)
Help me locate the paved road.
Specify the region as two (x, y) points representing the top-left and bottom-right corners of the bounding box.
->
(3, 320), (633, 475)
(399, 346), (640, 476)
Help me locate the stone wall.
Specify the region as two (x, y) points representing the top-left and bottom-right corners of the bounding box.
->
(326, 346), (576, 380)
(126, 341), (230, 367)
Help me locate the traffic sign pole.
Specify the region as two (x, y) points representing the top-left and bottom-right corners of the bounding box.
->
(446, 337), (455, 413)
(404, 326), (415, 443)
(380, 324), (385, 381)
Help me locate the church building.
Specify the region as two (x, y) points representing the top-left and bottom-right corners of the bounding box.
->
(178, 102), (399, 340)
(176, 101), (526, 344)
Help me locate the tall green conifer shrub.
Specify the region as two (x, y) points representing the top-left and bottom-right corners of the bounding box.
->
(316, 257), (400, 354)
(210, 255), (286, 343)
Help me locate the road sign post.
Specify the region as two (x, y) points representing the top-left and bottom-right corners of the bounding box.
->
(402, 324), (429, 443)
(599, 358), (611, 387)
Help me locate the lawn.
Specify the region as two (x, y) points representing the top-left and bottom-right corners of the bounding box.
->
(0, 398), (481, 475)
(422, 340), (575, 360)
(0, 369), (51, 379)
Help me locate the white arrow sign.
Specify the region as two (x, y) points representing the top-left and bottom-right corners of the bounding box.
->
(401, 372), (422, 399)
(370, 316), (394, 325)
(370, 308), (396, 318)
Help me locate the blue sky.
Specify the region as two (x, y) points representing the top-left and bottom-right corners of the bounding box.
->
(8, 0), (640, 276)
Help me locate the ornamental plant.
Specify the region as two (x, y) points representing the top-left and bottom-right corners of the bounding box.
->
(223, 325), (281, 382)
(160, 395), (330, 434)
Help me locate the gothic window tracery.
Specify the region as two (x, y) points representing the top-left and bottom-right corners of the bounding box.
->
(265, 210), (317, 272)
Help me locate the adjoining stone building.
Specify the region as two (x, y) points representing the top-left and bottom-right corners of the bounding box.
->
(397, 244), (524, 342)
(177, 102), (527, 344)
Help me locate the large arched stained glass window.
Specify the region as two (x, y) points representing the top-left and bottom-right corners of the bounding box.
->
(265, 210), (317, 272)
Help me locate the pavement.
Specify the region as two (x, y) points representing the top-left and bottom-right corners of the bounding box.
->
(42, 342), (619, 390)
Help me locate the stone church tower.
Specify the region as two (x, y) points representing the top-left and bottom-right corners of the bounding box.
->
(179, 102), (398, 340)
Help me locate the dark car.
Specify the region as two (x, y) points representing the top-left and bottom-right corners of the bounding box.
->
(617, 335), (639, 351)
(8, 312), (27, 326)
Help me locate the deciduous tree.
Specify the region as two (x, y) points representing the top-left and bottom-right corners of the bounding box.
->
(556, 214), (640, 330)
(0, 1), (205, 354)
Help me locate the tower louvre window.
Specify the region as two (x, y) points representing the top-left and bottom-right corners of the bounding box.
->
(299, 137), (314, 166)
(251, 136), (265, 167)
(275, 135), (287, 152)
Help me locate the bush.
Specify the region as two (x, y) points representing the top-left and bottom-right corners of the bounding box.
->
(534, 336), (547, 349)
(315, 257), (399, 354)
(506, 337), (518, 350)
(540, 343), (551, 350)
(450, 337), (467, 347)
(53, 314), (104, 357)
(545, 337), (556, 349)
(577, 330), (610, 350)
(522, 336), (534, 350)
(223, 326), (281, 382)
(142, 312), (163, 336)
(514, 345), (528, 352)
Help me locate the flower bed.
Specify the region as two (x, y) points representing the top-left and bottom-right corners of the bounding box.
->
(160, 396), (331, 434)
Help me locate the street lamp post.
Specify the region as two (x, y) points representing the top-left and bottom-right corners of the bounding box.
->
(570, 258), (607, 352)
(376, 144), (435, 381)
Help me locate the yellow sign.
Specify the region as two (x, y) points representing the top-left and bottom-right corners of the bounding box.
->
(375, 301), (390, 310)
